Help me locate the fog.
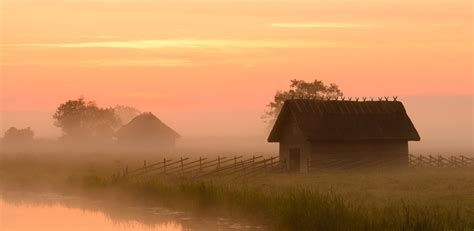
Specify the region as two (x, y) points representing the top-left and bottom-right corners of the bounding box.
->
(1, 191), (263, 231)
(1, 95), (472, 155)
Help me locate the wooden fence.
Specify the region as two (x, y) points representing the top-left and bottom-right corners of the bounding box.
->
(118, 154), (472, 178)
(306, 154), (473, 172)
(408, 154), (473, 168)
(122, 155), (285, 179)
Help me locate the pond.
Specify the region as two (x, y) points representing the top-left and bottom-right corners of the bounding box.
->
(0, 192), (264, 231)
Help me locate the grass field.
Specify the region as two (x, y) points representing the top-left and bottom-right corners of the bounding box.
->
(1, 154), (473, 231)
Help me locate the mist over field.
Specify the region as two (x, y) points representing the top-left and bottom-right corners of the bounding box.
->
(1, 95), (472, 155)
(1, 0), (473, 230)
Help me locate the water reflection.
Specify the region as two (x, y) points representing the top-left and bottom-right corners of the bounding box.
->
(0, 191), (264, 231)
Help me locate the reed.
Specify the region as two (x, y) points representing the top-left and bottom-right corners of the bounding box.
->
(1, 155), (473, 230)
(103, 170), (473, 231)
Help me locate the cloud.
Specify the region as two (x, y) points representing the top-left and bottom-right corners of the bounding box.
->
(85, 59), (193, 66)
(78, 35), (117, 39)
(2, 38), (349, 49)
(267, 23), (376, 28)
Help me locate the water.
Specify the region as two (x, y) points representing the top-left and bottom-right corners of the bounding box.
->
(0, 192), (264, 231)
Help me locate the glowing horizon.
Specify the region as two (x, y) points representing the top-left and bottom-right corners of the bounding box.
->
(1, 0), (472, 144)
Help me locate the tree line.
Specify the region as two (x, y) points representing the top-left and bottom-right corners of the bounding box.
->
(2, 79), (342, 143)
(3, 98), (141, 143)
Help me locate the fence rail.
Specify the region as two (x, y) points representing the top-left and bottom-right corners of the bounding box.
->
(121, 155), (284, 180)
(408, 154), (473, 168)
(118, 154), (472, 179)
(306, 154), (473, 171)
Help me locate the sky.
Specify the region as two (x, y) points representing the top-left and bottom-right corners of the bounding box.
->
(0, 0), (473, 152)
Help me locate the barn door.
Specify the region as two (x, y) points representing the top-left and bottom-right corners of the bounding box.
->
(289, 148), (301, 172)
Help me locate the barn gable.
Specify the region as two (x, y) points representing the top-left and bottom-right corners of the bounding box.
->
(116, 112), (180, 140)
(268, 99), (420, 142)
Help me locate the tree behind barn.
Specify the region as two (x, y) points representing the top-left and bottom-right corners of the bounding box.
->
(53, 97), (120, 140)
(114, 105), (141, 125)
(263, 79), (343, 125)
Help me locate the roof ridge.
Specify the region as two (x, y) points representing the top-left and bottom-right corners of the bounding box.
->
(285, 96), (400, 102)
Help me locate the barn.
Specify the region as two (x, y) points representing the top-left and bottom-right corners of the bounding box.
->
(268, 99), (420, 171)
(116, 112), (180, 150)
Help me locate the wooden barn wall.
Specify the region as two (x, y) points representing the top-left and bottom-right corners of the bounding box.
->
(278, 114), (311, 172)
(309, 141), (409, 165)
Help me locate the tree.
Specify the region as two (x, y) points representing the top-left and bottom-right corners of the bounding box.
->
(53, 97), (120, 139)
(113, 105), (141, 125)
(263, 79), (343, 125)
(3, 127), (34, 143)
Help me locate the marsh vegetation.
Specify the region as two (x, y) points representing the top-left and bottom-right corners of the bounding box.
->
(1, 153), (472, 231)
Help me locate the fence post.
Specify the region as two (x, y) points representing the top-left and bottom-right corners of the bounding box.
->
(217, 156), (221, 170)
(180, 157), (184, 173)
(144, 160), (147, 173)
(199, 157), (203, 172)
(163, 158), (167, 174)
(234, 156), (237, 170)
(307, 157), (310, 173)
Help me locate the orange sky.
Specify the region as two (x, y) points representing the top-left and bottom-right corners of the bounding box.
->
(0, 0), (473, 145)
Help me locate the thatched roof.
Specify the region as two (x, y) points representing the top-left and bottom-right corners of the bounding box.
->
(268, 99), (420, 142)
(116, 112), (180, 140)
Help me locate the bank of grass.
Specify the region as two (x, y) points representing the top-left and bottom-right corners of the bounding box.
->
(1, 155), (473, 230)
(108, 171), (473, 231)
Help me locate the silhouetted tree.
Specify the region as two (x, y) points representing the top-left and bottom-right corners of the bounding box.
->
(53, 97), (120, 139)
(3, 127), (34, 143)
(114, 105), (141, 125)
(263, 79), (343, 125)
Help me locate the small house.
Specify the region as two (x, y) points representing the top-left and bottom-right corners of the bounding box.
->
(116, 112), (180, 150)
(268, 99), (420, 171)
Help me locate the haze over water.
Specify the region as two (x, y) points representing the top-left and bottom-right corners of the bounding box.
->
(0, 192), (263, 231)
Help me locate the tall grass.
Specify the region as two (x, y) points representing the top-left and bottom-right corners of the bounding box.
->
(111, 175), (473, 231)
(1, 155), (473, 230)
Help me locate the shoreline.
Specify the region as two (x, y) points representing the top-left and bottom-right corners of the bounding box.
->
(1, 156), (473, 230)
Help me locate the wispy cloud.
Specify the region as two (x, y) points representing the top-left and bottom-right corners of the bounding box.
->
(2, 38), (349, 49)
(78, 35), (117, 39)
(85, 59), (193, 66)
(267, 23), (376, 28)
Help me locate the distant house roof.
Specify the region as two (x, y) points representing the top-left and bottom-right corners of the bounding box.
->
(116, 112), (180, 140)
(268, 99), (420, 142)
